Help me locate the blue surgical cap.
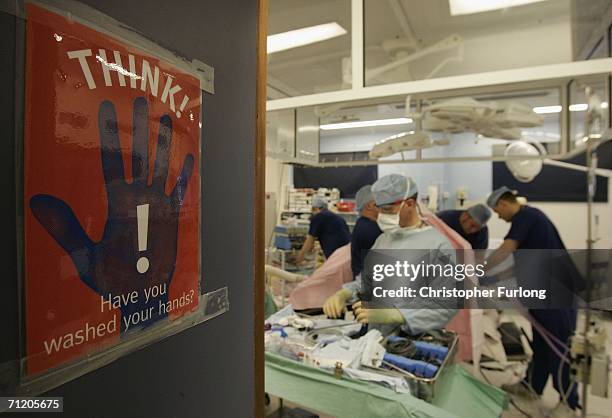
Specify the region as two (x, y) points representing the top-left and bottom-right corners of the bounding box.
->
(486, 186), (515, 208)
(355, 185), (374, 212)
(466, 204), (491, 226)
(371, 174), (418, 206)
(312, 196), (327, 209)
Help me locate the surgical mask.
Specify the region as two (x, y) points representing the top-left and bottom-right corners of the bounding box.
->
(377, 213), (400, 231)
(377, 201), (406, 231)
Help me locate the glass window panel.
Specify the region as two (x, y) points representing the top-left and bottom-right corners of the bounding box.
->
(268, 0), (351, 98)
(586, 37), (606, 60)
(318, 88), (560, 162)
(571, 0), (612, 58)
(295, 107), (320, 164)
(569, 77), (609, 150)
(363, 0), (601, 86)
(266, 110), (295, 160)
(319, 100), (416, 158)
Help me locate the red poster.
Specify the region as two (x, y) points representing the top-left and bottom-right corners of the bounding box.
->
(24, 4), (201, 376)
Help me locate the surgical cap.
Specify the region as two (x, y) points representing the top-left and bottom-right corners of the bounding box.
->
(312, 196), (328, 209)
(486, 186), (515, 208)
(371, 174), (418, 206)
(355, 185), (374, 212)
(466, 204), (491, 226)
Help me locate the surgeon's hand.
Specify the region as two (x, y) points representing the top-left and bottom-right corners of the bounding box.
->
(323, 288), (352, 318)
(353, 301), (405, 325)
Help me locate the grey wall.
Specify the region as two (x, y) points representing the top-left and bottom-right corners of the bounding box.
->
(1, 1), (258, 417)
(0, 9), (21, 394)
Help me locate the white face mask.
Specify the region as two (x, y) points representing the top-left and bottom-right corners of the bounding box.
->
(377, 201), (406, 231)
(377, 213), (400, 231)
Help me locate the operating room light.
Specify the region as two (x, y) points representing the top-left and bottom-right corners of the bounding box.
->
(532, 105), (562, 114)
(320, 117), (413, 131)
(532, 104), (607, 114)
(449, 0), (548, 16)
(267, 22), (347, 54)
(568, 103), (588, 112)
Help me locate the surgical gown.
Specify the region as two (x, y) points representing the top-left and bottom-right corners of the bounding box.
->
(345, 225), (458, 335)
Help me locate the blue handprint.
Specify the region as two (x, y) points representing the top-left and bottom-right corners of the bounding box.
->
(30, 97), (194, 331)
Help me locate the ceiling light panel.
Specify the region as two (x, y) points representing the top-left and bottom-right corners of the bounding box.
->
(320, 117), (413, 131)
(532, 105), (562, 114)
(449, 0), (548, 16)
(267, 22), (347, 54)
(532, 104), (605, 114)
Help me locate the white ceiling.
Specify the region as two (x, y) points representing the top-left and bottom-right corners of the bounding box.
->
(571, 0), (612, 57)
(267, 0), (609, 99)
(364, 0), (569, 45)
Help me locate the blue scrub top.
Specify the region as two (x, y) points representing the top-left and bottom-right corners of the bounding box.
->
(308, 209), (351, 258)
(350, 216), (383, 278)
(505, 206), (565, 249)
(437, 209), (489, 250)
(505, 206), (579, 304)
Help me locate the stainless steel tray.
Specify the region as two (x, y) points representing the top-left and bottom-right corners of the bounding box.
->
(365, 330), (458, 401)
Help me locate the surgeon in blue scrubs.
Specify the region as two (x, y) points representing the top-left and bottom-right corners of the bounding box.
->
(296, 196), (351, 263)
(437, 204), (491, 250)
(486, 186), (578, 418)
(350, 185), (382, 279)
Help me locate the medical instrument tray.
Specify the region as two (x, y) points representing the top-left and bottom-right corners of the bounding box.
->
(365, 329), (458, 401)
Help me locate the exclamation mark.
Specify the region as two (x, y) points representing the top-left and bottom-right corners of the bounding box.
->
(176, 95), (189, 118)
(136, 204), (150, 274)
